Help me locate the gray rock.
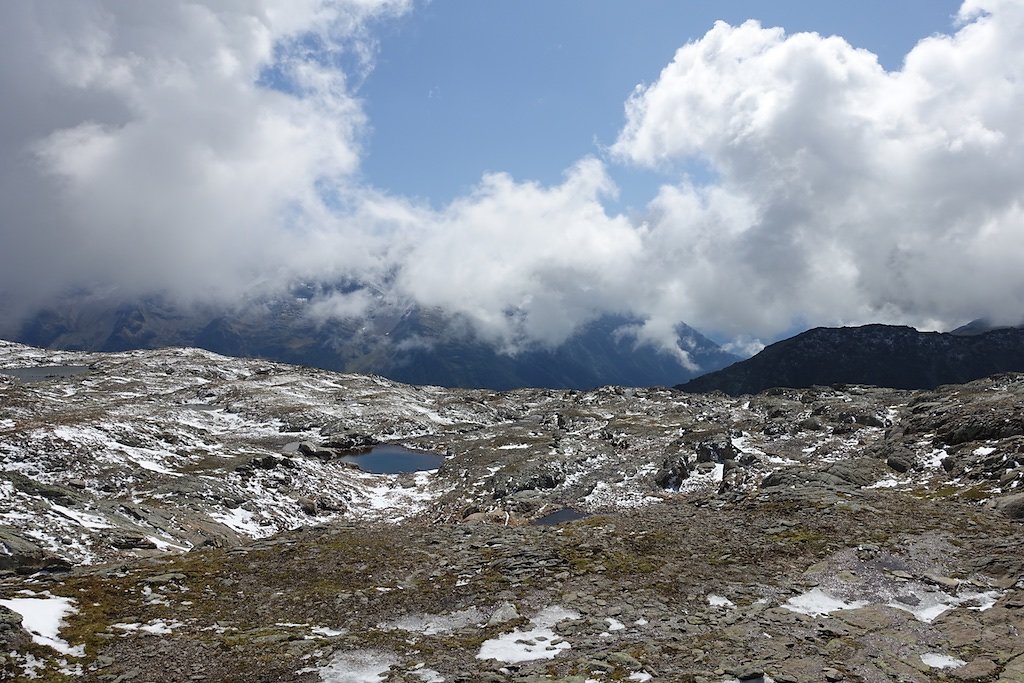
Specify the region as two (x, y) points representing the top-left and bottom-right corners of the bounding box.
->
(0, 527), (67, 573)
(655, 456), (690, 490)
(297, 442), (338, 459)
(995, 493), (1024, 520)
(298, 496), (319, 516)
(486, 602), (520, 627)
(0, 605), (22, 631)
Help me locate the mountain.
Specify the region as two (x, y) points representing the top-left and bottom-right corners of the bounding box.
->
(12, 293), (738, 389)
(2, 341), (1024, 681)
(950, 317), (1024, 336)
(677, 323), (1024, 395)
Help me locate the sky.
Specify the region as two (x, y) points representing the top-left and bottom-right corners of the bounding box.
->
(1, 0), (1022, 361)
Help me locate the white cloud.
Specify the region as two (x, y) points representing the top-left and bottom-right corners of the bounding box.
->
(0, 0), (408, 314)
(2, 0), (1024, 358)
(392, 158), (644, 351)
(612, 0), (1024, 337)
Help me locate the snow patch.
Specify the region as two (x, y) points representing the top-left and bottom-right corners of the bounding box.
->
(888, 588), (1004, 623)
(50, 503), (113, 529)
(921, 653), (966, 669)
(112, 619), (183, 635)
(924, 448), (948, 469)
(477, 606), (579, 663)
(385, 607), (483, 635)
(0, 592), (83, 656)
(300, 649), (398, 683)
(605, 617), (625, 631)
(865, 478), (903, 489)
(409, 665), (445, 682)
(783, 589), (868, 617)
(708, 594), (735, 608)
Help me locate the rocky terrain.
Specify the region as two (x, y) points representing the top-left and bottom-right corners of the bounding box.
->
(678, 324), (1024, 395)
(1, 340), (1023, 682)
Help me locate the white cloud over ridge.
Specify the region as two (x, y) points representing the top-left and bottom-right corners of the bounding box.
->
(1, 0), (1023, 355)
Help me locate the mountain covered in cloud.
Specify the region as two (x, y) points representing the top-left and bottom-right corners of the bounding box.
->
(15, 291), (737, 390)
(677, 324), (1024, 396)
(2, 2), (1024, 360)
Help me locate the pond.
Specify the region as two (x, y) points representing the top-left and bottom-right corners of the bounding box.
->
(0, 365), (90, 382)
(337, 445), (445, 474)
(533, 508), (590, 526)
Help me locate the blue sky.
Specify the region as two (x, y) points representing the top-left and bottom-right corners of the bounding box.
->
(2, 0), (1022, 362)
(359, 1), (963, 210)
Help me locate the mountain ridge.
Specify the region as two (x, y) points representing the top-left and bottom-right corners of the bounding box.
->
(11, 294), (738, 390)
(677, 323), (1024, 395)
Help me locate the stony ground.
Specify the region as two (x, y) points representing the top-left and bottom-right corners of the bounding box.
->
(1, 342), (1023, 682)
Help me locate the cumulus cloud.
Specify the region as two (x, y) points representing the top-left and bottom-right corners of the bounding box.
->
(0, 0), (408, 315)
(612, 0), (1024, 338)
(392, 158), (644, 351)
(2, 0), (1024, 358)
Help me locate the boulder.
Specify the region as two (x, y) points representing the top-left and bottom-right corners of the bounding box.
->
(486, 602), (520, 627)
(297, 442), (338, 459)
(995, 493), (1024, 520)
(0, 527), (69, 573)
(762, 459), (884, 489)
(695, 438), (739, 463)
(655, 456), (691, 490)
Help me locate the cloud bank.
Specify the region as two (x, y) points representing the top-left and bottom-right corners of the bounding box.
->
(1, 0), (1023, 354)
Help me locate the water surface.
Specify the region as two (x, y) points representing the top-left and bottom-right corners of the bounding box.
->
(533, 508), (590, 525)
(0, 365), (90, 382)
(339, 445), (444, 474)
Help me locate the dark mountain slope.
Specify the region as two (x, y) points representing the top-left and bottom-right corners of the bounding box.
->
(677, 324), (1024, 395)
(14, 295), (737, 390)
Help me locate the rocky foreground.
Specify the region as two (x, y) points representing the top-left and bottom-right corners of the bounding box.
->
(1, 341), (1023, 682)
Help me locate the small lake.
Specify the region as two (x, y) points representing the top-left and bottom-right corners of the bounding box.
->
(338, 445), (445, 474)
(533, 508), (590, 526)
(0, 365), (90, 382)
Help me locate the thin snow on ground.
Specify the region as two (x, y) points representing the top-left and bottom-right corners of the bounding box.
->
(301, 649), (398, 683)
(50, 503), (113, 529)
(209, 507), (272, 537)
(865, 477), (905, 489)
(409, 665), (445, 682)
(888, 588), (1003, 623)
(583, 476), (663, 509)
(920, 653), (967, 669)
(146, 535), (191, 552)
(477, 606), (580, 663)
(0, 592), (83, 656)
(310, 626), (347, 637)
(973, 446), (997, 456)
(385, 607), (483, 635)
(354, 470), (444, 520)
(924, 448), (948, 469)
(675, 463), (724, 494)
(112, 619), (184, 635)
(783, 588), (868, 617)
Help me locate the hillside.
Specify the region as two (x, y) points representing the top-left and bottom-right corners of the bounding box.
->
(1, 342), (1023, 681)
(677, 324), (1024, 395)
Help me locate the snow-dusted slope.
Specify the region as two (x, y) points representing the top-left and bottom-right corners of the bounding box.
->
(3, 340), (1023, 572)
